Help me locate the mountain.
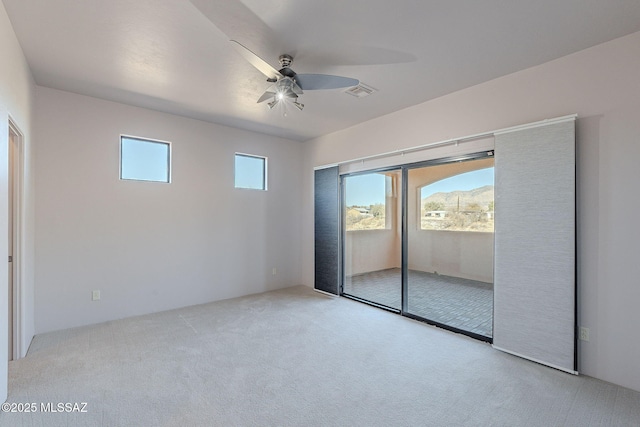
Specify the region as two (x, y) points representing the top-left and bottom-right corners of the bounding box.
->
(422, 185), (494, 210)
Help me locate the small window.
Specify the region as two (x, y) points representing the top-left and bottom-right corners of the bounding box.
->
(235, 153), (267, 190)
(120, 136), (171, 183)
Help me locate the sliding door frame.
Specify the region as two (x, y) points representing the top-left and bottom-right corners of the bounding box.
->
(401, 151), (495, 343)
(340, 166), (403, 313)
(340, 151), (495, 343)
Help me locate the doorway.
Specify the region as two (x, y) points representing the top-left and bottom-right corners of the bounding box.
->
(341, 152), (495, 342)
(8, 119), (22, 361)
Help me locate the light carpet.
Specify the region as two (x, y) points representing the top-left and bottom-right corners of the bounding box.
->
(1, 285), (639, 426)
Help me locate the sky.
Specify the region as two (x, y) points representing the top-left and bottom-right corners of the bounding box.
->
(345, 173), (387, 206)
(421, 167), (494, 199)
(121, 137), (170, 182)
(235, 154), (266, 189)
(345, 167), (494, 206)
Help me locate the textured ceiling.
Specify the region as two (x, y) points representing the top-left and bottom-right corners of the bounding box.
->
(5, 0), (640, 141)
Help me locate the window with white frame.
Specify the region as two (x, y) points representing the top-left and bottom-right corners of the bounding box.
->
(120, 136), (171, 183)
(235, 153), (267, 190)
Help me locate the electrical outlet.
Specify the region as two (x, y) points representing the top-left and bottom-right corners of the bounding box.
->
(92, 290), (101, 301)
(579, 327), (590, 342)
(272, 267), (277, 276)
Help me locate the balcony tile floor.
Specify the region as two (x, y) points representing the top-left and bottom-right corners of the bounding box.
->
(344, 268), (493, 338)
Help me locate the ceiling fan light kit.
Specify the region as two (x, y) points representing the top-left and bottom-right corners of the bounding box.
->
(263, 76), (304, 111)
(229, 40), (359, 113)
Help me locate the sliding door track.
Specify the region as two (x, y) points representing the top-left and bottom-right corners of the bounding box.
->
(341, 293), (401, 314)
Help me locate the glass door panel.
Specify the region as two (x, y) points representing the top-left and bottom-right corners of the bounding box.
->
(406, 157), (495, 338)
(343, 170), (402, 310)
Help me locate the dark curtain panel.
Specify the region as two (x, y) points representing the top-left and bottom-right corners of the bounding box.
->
(314, 166), (340, 295)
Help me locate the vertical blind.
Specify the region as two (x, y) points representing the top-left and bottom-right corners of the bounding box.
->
(493, 118), (576, 373)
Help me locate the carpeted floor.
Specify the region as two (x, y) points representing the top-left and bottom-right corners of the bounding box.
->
(1, 285), (639, 426)
(344, 268), (493, 337)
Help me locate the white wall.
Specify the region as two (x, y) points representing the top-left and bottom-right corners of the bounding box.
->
(408, 231), (494, 283)
(302, 31), (640, 392)
(0, 0), (36, 401)
(346, 229), (493, 282)
(34, 87), (304, 333)
(344, 230), (399, 276)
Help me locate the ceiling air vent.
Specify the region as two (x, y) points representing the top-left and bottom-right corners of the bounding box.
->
(344, 82), (376, 98)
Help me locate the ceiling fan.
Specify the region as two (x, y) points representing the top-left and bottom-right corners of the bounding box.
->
(230, 40), (360, 112)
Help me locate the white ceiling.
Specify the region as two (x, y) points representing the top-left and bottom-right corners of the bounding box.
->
(5, 0), (640, 141)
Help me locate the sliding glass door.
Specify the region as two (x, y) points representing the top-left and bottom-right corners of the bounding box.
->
(405, 155), (495, 339)
(340, 154), (494, 341)
(342, 169), (402, 310)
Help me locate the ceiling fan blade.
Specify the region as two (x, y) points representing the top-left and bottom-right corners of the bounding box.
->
(257, 90), (277, 103)
(188, 0), (284, 68)
(231, 40), (282, 81)
(294, 74), (359, 91)
(296, 45), (417, 67)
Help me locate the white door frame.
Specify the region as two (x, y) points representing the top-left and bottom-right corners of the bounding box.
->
(8, 117), (23, 360)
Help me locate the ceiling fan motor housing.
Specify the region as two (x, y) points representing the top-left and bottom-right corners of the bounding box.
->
(277, 54), (297, 80)
(279, 54), (293, 68)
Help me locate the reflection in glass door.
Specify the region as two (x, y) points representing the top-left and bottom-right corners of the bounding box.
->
(342, 169), (402, 310)
(406, 156), (495, 339)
